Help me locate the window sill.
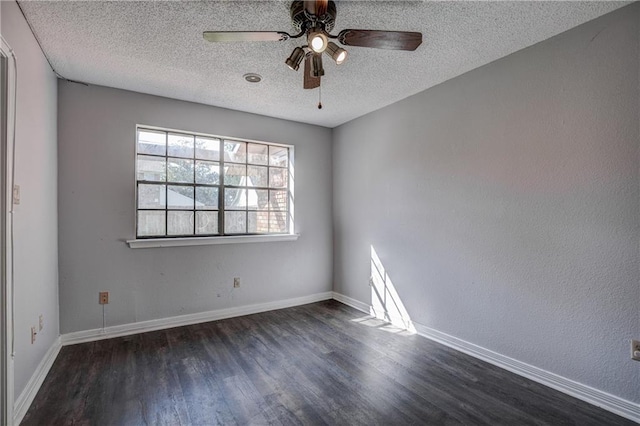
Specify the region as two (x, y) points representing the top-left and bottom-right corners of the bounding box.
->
(127, 234), (299, 249)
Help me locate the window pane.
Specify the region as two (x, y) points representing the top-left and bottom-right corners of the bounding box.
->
(225, 188), (246, 209)
(195, 161), (220, 184)
(247, 165), (268, 187)
(225, 211), (246, 234)
(195, 137), (220, 161)
(138, 130), (166, 156)
(247, 143), (268, 165)
(269, 190), (287, 211)
(224, 164), (246, 186)
(247, 189), (268, 210)
(269, 145), (288, 167)
(138, 184), (166, 209)
(248, 211), (269, 233)
(224, 140), (247, 163)
(269, 212), (288, 233)
(269, 168), (288, 188)
(167, 158), (194, 183)
(196, 187), (218, 210)
(137, 155), (166, 182)
(196, 211), (218, 235)
(167, 211), (193, 235)
(168, 133), (194, 158)
(136, 127), (291, 239)
(138, 211), (165, 236)
(167, 185), (194, 209)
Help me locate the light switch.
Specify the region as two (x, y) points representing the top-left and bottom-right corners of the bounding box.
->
(13, 185), (20, 205)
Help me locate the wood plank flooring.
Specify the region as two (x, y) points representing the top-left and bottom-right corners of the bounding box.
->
(22, 300), (633, 425)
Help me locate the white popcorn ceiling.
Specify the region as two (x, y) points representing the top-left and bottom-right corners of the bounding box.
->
(18, 1), (629, 128)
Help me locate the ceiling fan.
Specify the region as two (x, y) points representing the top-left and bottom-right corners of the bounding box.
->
(203, 0), (422, 102)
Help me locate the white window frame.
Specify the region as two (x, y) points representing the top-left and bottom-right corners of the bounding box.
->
(127, 125), (297, 248)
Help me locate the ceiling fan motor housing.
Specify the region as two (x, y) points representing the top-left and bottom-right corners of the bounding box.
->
(290, 1), (337, 33)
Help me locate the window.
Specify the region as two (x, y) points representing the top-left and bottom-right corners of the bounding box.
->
(135, 127), (292, 238)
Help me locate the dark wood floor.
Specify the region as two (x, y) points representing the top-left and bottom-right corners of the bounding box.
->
(23, 300), (632, 425)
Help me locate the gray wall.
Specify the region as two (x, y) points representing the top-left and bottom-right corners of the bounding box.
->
(57, 82), (332, 334)
(333, 4), (639, 404)
(1, 1), (59, 399)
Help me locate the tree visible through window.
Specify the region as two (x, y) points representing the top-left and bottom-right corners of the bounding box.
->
(135, 127), (291, 238)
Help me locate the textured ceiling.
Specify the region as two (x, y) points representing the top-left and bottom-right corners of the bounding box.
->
(18, 1), (629, 128)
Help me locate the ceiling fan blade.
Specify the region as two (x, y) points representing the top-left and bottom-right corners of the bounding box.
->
(203, 31), (289, 42)
(337, 29), (422, 51)
(304, 0), (328, 17)
(303, 56), (320, 89)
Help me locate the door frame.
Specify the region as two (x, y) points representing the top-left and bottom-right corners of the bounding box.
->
(1, 35), (16, 426)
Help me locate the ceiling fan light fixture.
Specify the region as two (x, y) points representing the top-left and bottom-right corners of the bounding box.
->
(308, 29), (328, 53)
(312, 54), (325, 77)
(285, 47), (306, 71)
(203, 0), (423, 94)
(325, 42), (347, 64)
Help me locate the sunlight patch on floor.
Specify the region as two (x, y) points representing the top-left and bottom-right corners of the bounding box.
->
(351, 315), (415, 336)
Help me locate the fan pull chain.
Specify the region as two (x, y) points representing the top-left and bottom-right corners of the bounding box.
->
(318, 85), (323, 109)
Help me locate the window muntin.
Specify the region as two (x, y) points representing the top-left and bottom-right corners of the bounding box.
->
(136, 128), (291, 238)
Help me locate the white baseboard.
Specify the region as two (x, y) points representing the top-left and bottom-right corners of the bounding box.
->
(332, 291), (415, 332)
(22, 293), (640, 424)
(331, 291), (370, 313)
(61, 291), (334, 346)
(413, 323), (640, 423)
(331, 292), (640, 424)
(13, 336), (61, 426)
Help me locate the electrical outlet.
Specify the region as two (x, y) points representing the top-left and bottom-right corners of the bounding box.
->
(233, 277), (240, 288)
(13, 185), (20, 205)
(99, 291), (109, 304)
(39, 315), (44, 331)
(31, 327), (36, 344)
(632, 339), (640, 361)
